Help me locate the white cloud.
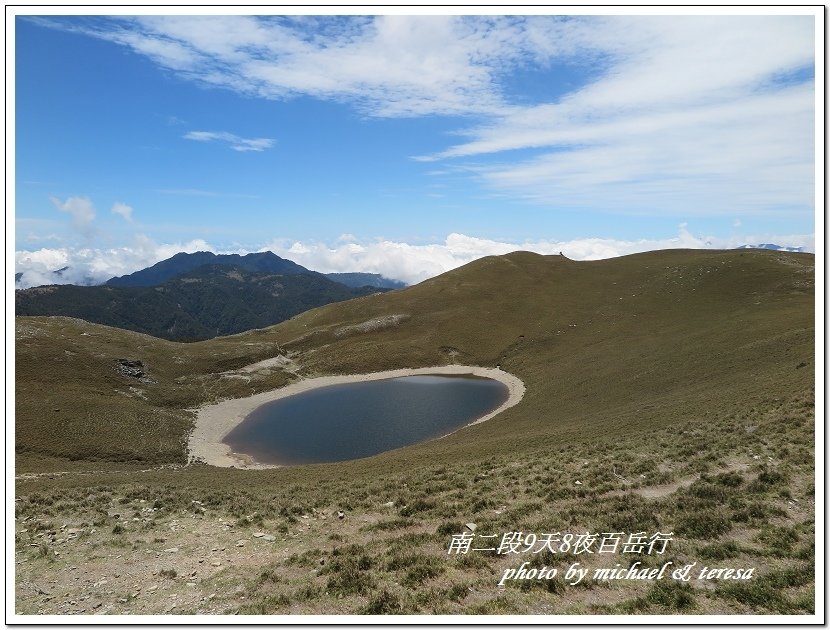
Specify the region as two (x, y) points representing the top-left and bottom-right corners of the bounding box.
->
(424, 16), (815, 217)
(42, 15), (815, 219)
(41, 15), (569, 118)
(15, 229), (814, 289)
(16, 247), (71, 273)
(50, 196), (95, 227)
(259, 228), (815, 285)
(15, 236), (213, 288)
(112, 27), (199, 71)
(111, 202), (134, 222)
(183, 130), (275, 152)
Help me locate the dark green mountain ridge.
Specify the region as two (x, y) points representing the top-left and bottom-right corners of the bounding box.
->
(104, 251), (319, 287)
(17, 252), (406, 290)
(16, 263), (386, 341)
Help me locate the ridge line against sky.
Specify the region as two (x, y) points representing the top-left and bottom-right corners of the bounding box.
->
(11, 10), (820, 287)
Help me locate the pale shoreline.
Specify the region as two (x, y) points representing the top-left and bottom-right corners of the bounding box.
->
(188, 364), (526, 469)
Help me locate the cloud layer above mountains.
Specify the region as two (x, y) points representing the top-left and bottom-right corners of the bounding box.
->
(15, 229), (814, 289)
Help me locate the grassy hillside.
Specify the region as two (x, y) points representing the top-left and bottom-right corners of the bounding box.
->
(14, 249), (815, 615)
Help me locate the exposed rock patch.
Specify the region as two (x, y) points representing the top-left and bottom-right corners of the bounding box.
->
(115, 359), (153, 383)
(333, 314), (409, 337)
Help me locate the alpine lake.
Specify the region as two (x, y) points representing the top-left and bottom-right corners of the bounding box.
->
(222, 374), (509, 465)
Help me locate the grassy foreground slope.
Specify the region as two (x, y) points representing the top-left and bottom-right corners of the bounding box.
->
(15, 249), (815, 615)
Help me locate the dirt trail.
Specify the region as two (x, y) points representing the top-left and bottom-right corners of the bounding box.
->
(15, 465), (185, 482)
(606, 459), (752, 500)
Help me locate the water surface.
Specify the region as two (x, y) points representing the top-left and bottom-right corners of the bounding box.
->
(223, 374), (509, 465)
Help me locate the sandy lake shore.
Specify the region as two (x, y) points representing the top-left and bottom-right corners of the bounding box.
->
(188, 364), (525, 469)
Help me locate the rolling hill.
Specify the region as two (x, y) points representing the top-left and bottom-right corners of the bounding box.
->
(14, 249), (815, 615)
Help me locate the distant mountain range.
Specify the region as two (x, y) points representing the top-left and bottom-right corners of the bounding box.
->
(324, 272), (406, 289)
(15, 251), (406, 291)
(736, 243), (805, 253)
(17, 245), (807, 291)
(15, 259), (392, 341)
(15, 266), (100, 287)
(104, 251), (406, 289)
(105, 251), (317, 287)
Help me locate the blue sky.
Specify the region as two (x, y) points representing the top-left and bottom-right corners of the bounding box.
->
(13, 12), (818, 286)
